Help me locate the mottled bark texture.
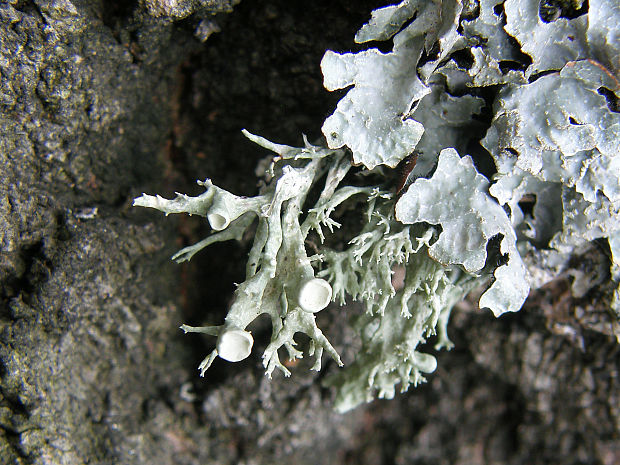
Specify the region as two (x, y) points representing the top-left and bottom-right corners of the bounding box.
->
(0, 1), (618, 464)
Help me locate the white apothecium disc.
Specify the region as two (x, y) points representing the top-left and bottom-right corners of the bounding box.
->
(298, 278), (333, 313)
(216, 328), (254, 362)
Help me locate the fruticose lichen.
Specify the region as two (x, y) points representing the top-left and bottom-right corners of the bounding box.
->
(135, 0), (619, 411)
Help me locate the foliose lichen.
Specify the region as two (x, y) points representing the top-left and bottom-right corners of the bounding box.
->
(135, 0), (619, 411)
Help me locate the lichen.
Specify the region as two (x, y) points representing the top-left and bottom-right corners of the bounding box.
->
(135, 0), (620, 411)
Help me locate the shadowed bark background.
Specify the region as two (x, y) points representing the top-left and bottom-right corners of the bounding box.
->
(1, 1), (618, 464)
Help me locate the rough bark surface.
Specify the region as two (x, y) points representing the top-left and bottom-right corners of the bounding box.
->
(1, 1), (618, 464)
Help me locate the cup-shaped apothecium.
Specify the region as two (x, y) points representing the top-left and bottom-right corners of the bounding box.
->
(216, 328), (254, 362)
(298, 278), (333, 313)
(412, 351), (437, 373)
(207, 189), (243, 231)
(207, 211), (229, 231)
(207, 193), (234, 231)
